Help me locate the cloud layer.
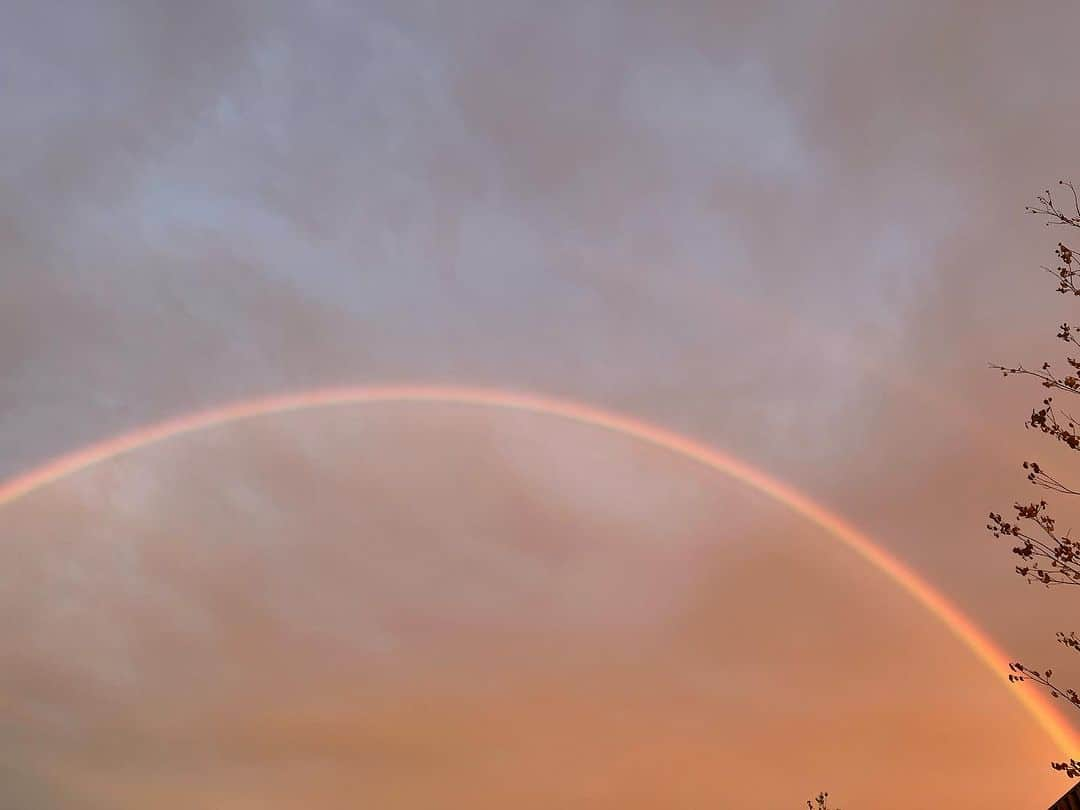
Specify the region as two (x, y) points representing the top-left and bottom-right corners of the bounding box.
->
(4, 1), (1080, 806)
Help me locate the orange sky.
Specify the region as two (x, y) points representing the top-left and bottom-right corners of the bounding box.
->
(0, 404), (1074, 807)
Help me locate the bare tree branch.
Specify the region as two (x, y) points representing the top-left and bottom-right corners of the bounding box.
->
(990, 180), (1080, 778)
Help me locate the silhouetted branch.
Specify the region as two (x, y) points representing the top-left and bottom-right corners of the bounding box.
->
(990, 181), (1080, 779)
(806, 792), (842, 810)
(988, 500), (1080, 586)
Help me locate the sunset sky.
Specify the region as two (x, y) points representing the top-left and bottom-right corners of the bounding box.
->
(5, 2), (1080, 807)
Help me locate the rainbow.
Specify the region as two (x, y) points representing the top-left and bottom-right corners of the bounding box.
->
(1, 384), (1075, 754)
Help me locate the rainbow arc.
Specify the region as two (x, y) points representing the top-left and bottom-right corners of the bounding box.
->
(0, 384), (1075, 754)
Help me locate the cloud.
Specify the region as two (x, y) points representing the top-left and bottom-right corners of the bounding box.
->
(5, 1), (1080, 806)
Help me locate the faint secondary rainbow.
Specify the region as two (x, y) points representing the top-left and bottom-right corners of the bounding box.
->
(0, 384), (1076, 754)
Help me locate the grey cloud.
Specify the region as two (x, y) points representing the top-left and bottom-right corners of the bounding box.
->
(5, 2), (1080, 806)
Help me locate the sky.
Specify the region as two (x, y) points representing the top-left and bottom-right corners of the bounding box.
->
(3, 1), (1080, 807)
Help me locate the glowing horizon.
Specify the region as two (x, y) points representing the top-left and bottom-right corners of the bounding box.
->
(0, 383), (1074, 756)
